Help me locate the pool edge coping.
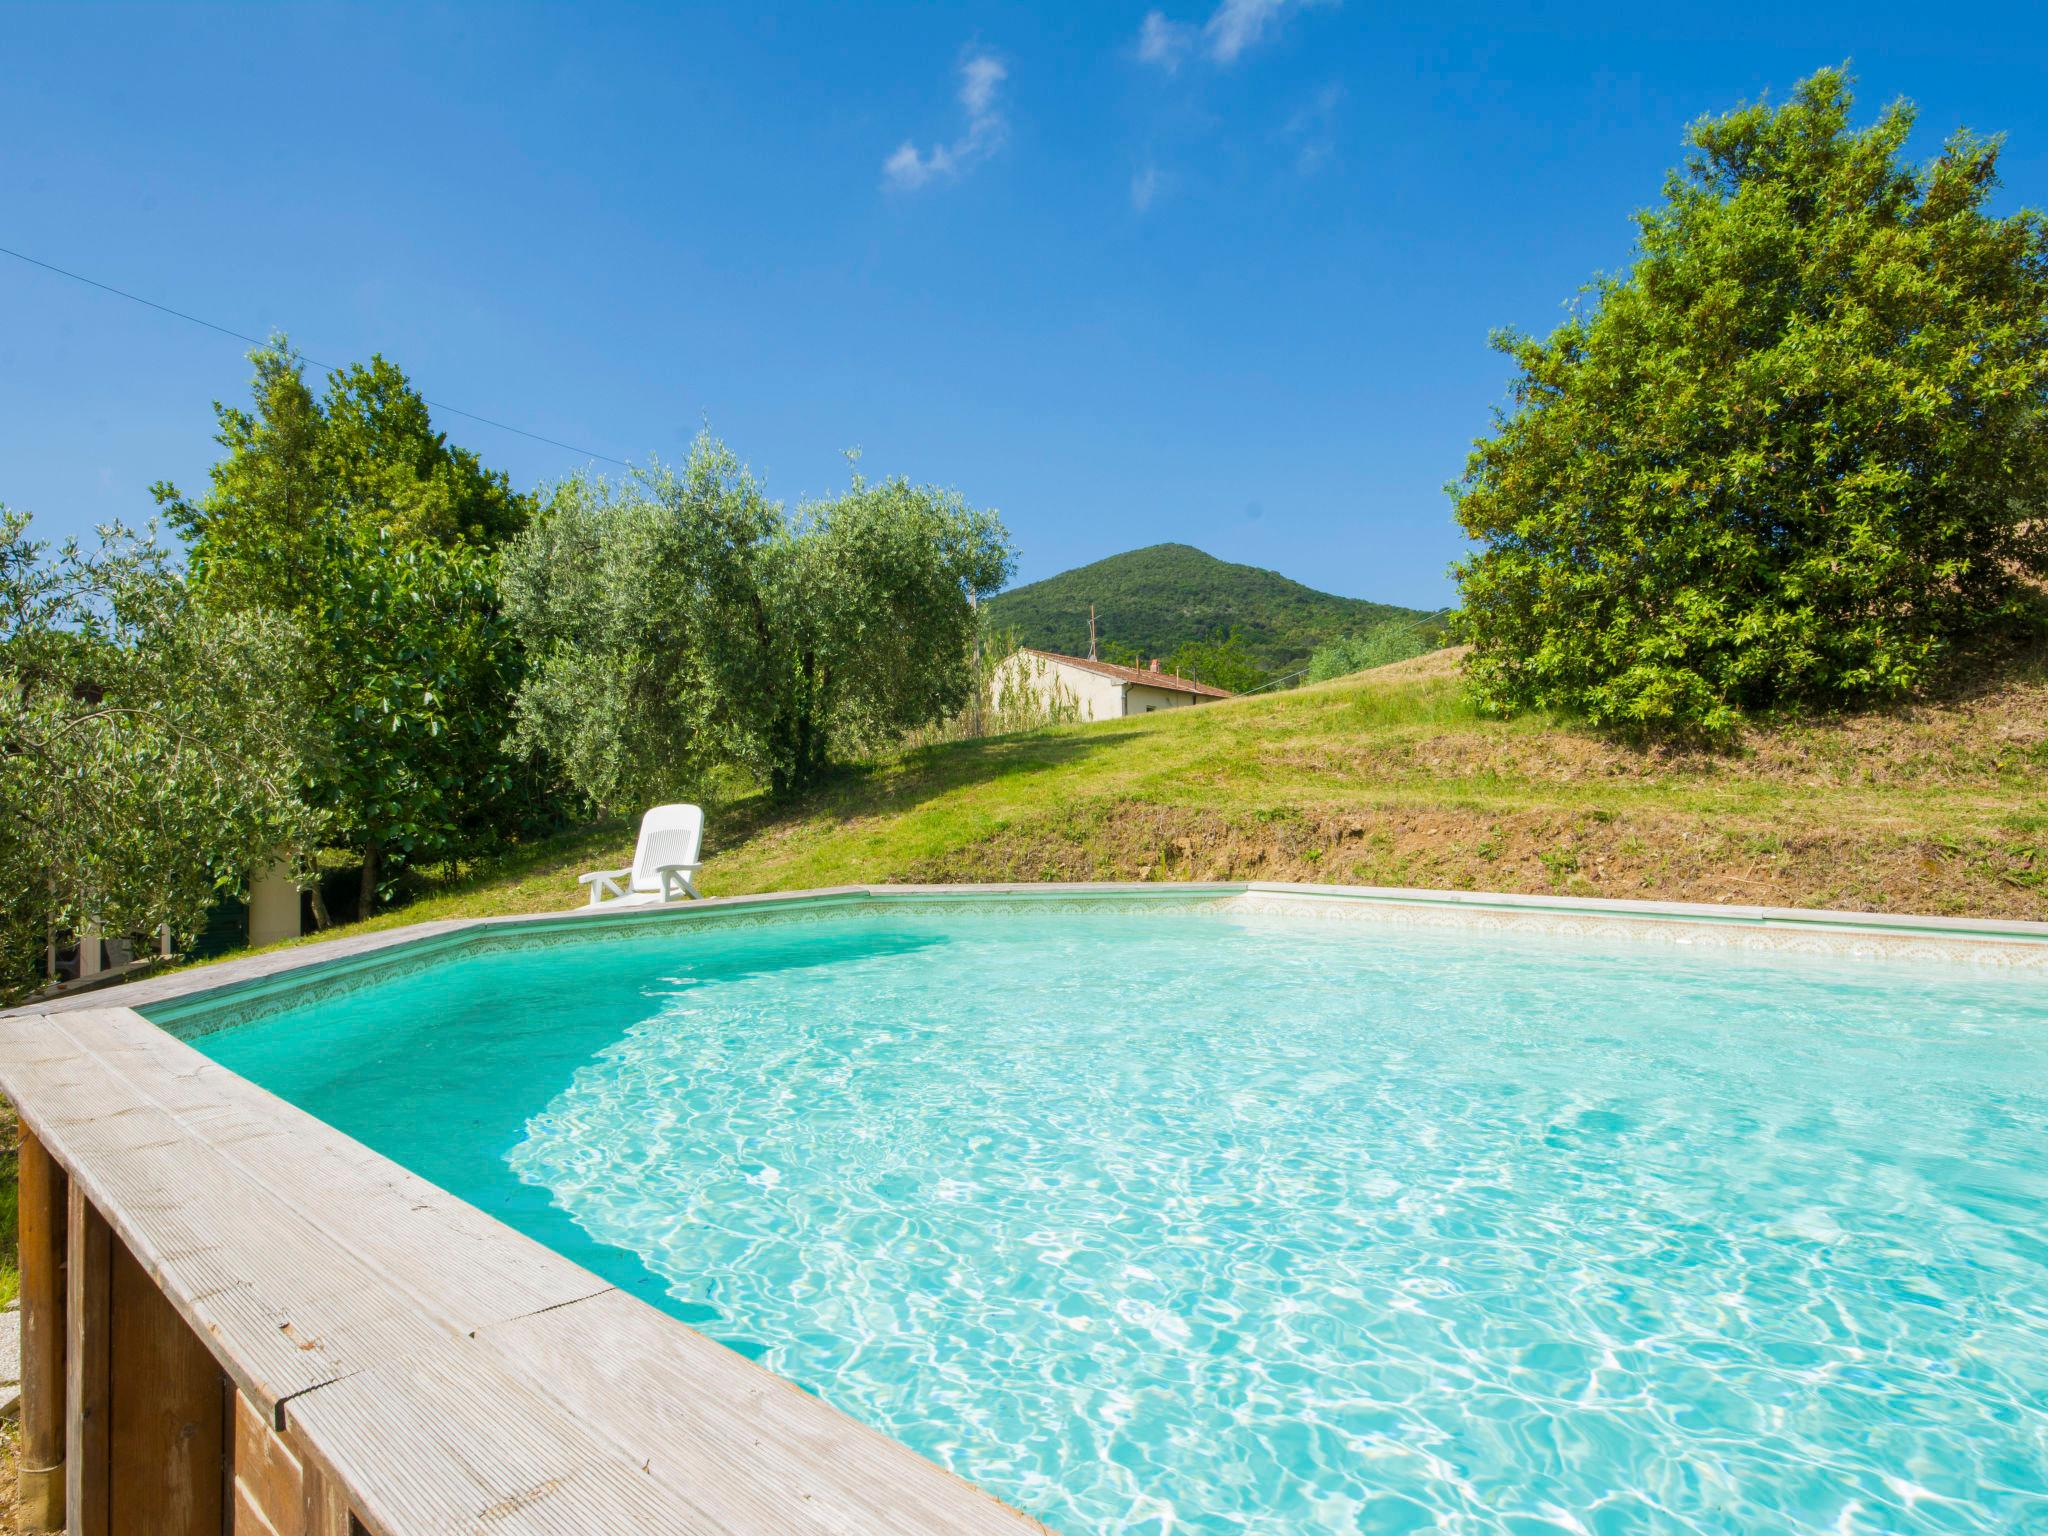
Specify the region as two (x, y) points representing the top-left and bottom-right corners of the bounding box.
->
(10, 878), (2045, 1026)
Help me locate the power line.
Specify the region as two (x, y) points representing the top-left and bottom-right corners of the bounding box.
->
(1236, 666), (1309, 696)
(0, 243), (635, 469)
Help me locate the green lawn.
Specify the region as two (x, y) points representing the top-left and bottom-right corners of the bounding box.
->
(234, 650), (2048, 950)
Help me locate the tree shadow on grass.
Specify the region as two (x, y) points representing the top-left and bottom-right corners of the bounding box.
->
(393, 724), (1145, 908)
(1916, 624), (2048, 706)
(379, 817), (635, 912)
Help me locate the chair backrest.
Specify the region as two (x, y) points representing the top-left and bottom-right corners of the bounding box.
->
(629, 804), (704, 893)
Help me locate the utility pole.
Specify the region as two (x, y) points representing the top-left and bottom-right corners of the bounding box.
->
(968, 591), (983, 738)
(1088, 604), (1097, 661)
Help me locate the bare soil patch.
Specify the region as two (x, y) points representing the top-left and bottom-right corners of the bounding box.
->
(903, 798), (2045, 919)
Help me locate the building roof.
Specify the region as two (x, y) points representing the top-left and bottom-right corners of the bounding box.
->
(1016, 648), (1234, 699)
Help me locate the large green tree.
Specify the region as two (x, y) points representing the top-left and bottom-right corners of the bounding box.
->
(1452, 69), (2048, 733)
(0, 509), (317, 1000)
(156, 341), (552, 915)
(160, 343), (531, 603)
(503, 438), (1011, 809)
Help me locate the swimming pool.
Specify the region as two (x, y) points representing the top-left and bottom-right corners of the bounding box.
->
(178, 896), (2048, 1534)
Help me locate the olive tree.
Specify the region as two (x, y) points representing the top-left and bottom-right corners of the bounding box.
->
(0, 509), (318, 999)
(1452, 69), (2048, 733)
(503, 438), (1012, 808)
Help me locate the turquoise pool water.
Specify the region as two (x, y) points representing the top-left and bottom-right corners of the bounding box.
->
(188, 905), (2048, 1534)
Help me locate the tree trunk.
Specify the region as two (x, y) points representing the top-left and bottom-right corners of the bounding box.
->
(308, 879), (333, 932)
(770, 688), (827, 801)
(357, 845), (380, 921)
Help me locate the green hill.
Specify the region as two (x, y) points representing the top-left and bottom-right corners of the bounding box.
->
(983, 544), (1429, 674)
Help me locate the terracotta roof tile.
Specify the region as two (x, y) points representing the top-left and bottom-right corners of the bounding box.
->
(1017, 648), (1234, 699)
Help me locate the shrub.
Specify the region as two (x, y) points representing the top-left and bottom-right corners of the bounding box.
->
(1451, 69), (2048, 734)
(0, 510), (317, 998)
(1307, 614), (1450, 682)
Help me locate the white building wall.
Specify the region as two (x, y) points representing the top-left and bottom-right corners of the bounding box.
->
(991, 654), (1206, 721)
(249, 860), (302, 947)
(1063, 664), (1128, 721)
(1123, 682), (1195, 714)
(993, 653), (1125, 721)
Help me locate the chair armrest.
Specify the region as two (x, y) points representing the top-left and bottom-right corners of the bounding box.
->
(579, 867), (633, 907)
(654, 863), (702, 902)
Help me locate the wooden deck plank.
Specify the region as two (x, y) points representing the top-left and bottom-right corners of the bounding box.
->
(0, 1019), (444, 1412)
(476, 1290), (1048, 1535)
(286, 1335), (708, 1536)
(46, 1007), (613, 1331)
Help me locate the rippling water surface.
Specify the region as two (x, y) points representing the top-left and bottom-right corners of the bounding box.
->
(196, 906), (2048, 1534)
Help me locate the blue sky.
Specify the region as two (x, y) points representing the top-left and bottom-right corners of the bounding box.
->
(4, 3), (2045, 607)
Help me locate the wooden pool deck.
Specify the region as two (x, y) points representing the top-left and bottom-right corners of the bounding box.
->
(1, 997), (1051, 1534)
(3, 882), (2044, 1534)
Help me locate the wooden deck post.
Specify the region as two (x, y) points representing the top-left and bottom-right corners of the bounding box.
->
(54, 1182), (228, 1534)
(108, 1242), (226, 1533)
(65, 1181), (112, 1536)
(16, 1127), (67, 1534)
(302, 1461), (360, 1536)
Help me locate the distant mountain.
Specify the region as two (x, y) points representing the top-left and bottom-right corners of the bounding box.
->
(984, 544), (1430, 675)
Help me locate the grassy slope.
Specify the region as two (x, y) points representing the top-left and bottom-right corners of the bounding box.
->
(265, 649), (2048, 946)
(983, 543), (1427, 673)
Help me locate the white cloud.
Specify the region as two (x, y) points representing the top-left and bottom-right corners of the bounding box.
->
(1131, 164), (1162, 212)
(1128, 3), (1336, 208)
(1206, 0), (1280, 62)
(1206, 0), (1331, 63)
(883, 142), (949, 190)
(885, 50), (1009, 192)
(1281, 81), (1343, 172)
(1139, 0), (1332, 69)
(959, 53), (1006, 116)
(1136, 10), (1194, 71)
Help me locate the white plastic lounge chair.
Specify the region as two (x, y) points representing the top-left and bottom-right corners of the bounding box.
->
(579, 803), (704, 907)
